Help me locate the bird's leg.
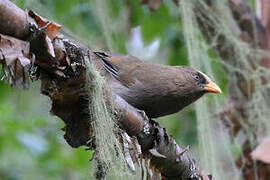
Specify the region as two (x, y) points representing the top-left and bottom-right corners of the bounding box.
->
(137, 109), (152, 135)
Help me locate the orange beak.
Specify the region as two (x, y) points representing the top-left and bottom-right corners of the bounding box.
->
(204, 81), (222, 94)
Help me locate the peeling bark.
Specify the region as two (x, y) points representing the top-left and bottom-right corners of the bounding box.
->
(0, 0), (205, 179)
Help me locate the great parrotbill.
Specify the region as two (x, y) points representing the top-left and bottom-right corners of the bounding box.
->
(94, 51), (222, 118)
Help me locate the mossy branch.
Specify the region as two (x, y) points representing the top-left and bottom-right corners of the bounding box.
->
(0, 0), (206, 179)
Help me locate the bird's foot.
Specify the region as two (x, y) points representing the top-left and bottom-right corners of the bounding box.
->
(137, 109), (148, 120)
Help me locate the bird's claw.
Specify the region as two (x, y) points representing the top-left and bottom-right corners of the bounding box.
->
(137, 110), (148, 120)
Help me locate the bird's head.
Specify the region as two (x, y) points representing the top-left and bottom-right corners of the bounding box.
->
(190, 70), (221, 94)
(176, 66), (222, 99)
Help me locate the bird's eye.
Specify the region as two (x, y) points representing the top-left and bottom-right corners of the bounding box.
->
(192, 73), (200, 81)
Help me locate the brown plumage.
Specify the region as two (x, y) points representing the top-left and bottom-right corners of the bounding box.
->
(94, 51), (221, 118)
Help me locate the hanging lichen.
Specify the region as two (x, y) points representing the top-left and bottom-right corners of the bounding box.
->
(179, 0), (270, 179)
(84, 54), (141, 180)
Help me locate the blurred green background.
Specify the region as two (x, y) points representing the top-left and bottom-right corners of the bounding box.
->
(0, 0), (228, 179)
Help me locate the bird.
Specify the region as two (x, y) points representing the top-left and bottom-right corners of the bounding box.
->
(94, 51), (222, 118)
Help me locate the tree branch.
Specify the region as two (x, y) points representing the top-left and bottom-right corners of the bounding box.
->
(0, 0), (206, 179)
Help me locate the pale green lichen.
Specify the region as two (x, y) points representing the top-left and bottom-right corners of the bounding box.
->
(180, 0), (270, 179)
(84, 54), (140, 179)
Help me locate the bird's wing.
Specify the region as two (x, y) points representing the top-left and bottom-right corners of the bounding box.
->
(93, 51), (121, 81)
(94, 51), (142, 86)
